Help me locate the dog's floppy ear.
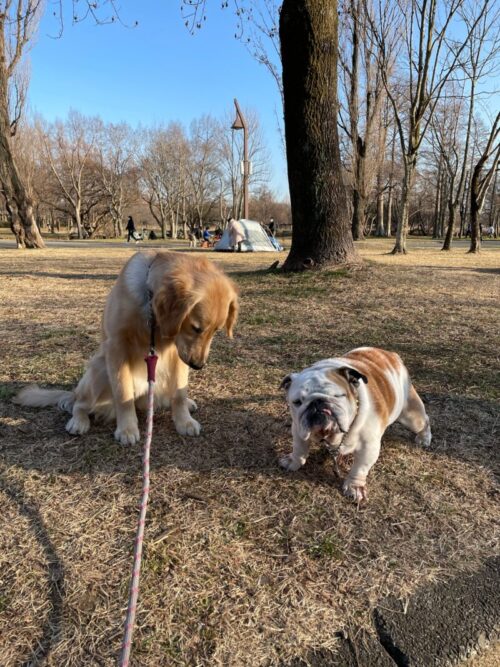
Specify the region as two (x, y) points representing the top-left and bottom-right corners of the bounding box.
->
(338, 366), (368, 387)
(225, 297), (239, 338)
(280, 374), (294, 392)
(153, 272), (199, 339)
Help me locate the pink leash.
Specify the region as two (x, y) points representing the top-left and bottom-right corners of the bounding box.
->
(119, 351), (158, 667)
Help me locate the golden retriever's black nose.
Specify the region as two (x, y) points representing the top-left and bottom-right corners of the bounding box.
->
(188, 361), (204, 370)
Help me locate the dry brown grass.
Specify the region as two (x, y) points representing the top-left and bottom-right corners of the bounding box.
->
(0, 238), (499, 666)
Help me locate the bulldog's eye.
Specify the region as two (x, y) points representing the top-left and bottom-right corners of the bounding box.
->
(292, 399), (302, 406)
(334, 394), (347, 398)
(192, 325), (203, 334)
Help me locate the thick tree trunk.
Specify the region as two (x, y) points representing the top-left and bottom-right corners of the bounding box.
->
(469, 197), (481, 253)
(375, 166), (385, 236)
(352, 186), (366, 240)
(352, 136), (367, 240)
(392, 162), (414, 254)
(432, 160), (442, 238)
(0, 78), (44, 248)
(488, 169), (497, 231)
(386, 187), (393, 237)
(74, 206), (84, 239)
(0, 129), (44, 248)
(442, 198), (458, 251)
(375, 191), (384, 236)
(280, 0), (357, 271)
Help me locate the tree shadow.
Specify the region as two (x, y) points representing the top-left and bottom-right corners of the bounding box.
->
(0, 270), (116, 281)
(0, 475), (65, 667)
(0, 385), (497, 666)
(414, 265), (500, 276)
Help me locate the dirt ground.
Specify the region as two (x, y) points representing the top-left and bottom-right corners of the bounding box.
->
(0, 239), (498, 666)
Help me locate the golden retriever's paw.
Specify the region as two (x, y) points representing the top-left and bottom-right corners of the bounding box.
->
(279, 454), (304, 472)
(58, 396), (75, 414)
(187, 398), (198, 413)
(343, 480), (367, 502)
(66, 415), (90, 435)
(175, 416), (201, 437)
(114, 424), (140, 445)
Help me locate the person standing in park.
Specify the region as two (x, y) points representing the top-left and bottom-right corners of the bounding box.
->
(126, 216), (137, 243)
(228, 217), (245, 252)
(268, 217), (276, 236)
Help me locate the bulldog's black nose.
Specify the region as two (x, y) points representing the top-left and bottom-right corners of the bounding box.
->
(188, 361), (204, 370)
(308, 398), (329, 414)
(305, 398), (335, 429)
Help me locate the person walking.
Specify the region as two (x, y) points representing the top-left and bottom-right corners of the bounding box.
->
(268, 217), (276, 236)
(126, 216), (137, 243)
(228, 217), (245, 252)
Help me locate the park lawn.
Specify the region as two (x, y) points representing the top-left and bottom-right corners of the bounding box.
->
(0, 239), (498, 666)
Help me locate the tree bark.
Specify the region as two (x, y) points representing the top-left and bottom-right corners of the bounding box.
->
(280, 0), (357, 271)
(386, 187), (393, 237)
(392, 160), (414, 254)
(442, 196), (458, 251)
(375, 162), (385, 236)
(0, 18), (44, 248)
(352, 137), (367, 240)
(432, 158), (442, 238)
(469, 175), (481, 253)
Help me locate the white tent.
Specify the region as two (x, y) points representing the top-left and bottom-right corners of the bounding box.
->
(214, 219), (282, 252)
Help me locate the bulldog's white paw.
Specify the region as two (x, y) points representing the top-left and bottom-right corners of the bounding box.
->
(66, 415), (90, 435)
(343, 480), (368, 502)
(279, 454), (303, 472)
(186, 398), (198, 413)
(114, 423), (140, 445)
(175, 416), (201, 437)
(415, 426), (432, 448)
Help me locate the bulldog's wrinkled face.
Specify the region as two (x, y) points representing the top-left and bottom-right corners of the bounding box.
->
(281, 364), (367, 443)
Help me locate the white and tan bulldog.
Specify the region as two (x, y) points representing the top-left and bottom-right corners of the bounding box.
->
(279, 347), (431, 501)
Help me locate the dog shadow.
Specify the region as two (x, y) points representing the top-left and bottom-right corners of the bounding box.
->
(1, 386), (498, 481)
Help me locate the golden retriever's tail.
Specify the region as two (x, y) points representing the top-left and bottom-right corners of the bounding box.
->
(13, 385), (75, 413)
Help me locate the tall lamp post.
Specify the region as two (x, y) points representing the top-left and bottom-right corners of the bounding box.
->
(231, 98), (249, 220)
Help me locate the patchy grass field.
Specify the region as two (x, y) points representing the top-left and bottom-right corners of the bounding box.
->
(0, 239), (498, 666)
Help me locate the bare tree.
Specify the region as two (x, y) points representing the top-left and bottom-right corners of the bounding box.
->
(469, 111), (500, 253)
(139, 123), (191, 238)
(428, 89), (467, 248)
(279, 0), (357, 270)
(188, 115), (221, 229)
(440, 0), (500, 250)
(96, 121), (137, 238)
(182, 0), (357, 271)
(217, 107), (271, 219)
(0, 1), (45, 247)
(38, 111), (101, 238)
(339, 0), (388, 240)
(368, 0), (491, 253)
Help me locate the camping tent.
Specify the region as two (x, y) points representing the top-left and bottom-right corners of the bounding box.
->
(214, 219), (282, 252)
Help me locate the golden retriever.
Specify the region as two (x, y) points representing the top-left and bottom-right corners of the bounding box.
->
(14, 250), (238, 444)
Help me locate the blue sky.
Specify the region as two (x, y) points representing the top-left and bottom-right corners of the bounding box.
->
(27, 1), (288, 197)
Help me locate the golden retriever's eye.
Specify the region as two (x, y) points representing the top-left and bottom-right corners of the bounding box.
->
(192, 325), (203, 334)
(292, 399), (302, 406)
